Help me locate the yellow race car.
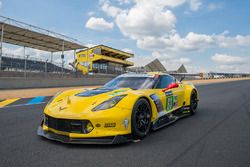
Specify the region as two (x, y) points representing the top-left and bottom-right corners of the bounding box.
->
(37, 72), (199, 144)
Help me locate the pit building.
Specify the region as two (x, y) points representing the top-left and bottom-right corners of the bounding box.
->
(75, 45), (134, 74)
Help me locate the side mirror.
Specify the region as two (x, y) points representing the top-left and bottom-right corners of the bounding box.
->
(162, 82), (179, 92)
(180, 76), (185, 82)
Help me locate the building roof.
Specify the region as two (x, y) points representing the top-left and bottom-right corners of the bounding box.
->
(93, 54), (134, 66)
(0, 16), (86, 52)
(81, 44), (134, 59)
(177, 64), (187, 73)
(145, 58), (167, 72)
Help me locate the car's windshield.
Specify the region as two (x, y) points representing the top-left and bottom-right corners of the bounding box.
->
(103, 76), (158, 90)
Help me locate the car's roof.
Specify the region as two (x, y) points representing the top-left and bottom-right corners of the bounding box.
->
(120, 72), (172, 78)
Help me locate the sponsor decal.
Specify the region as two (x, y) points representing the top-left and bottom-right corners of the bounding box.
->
(183, 106), (190, 111)
(165, 91), (173, 96)
(109, 89), (127, 96)
(173, 95), (178, 108)
(150, 94), (164, 113)
(104, 123), (116, 128)
(166, 95), (178, 111)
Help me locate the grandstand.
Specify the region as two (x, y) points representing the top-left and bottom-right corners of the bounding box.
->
(0, 16), (86, 78)
(1, 54), (71, 73)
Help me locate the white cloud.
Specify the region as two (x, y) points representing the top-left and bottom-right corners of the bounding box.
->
(97, 0), (203, 40)
(97, 0), (207, 53)
(211, 54), (245, 65)
(122, 48), (133, 53)
(97, 0), (204, 42)
(117, 0), (131, 5)
(133, 0), (187, 8)
(208, 3), (223, 10)
(85, 43), (97, 48)
(211, 53), (250, 72)
(101, 0), (123, 17)
(116, 5), (176, 39)
(85, 17), (114, 31)
(129, 51), (191, 71)
(137, 32), (250, 52)
(137, 32), (214, 52)
(95, 0), (250, 72)
(188, 0), (202, 11)
(128, 51), (171, 67)
(215, 34), (250, 48)
(179, 57), (191, 64)
(87, 11), (95, 16)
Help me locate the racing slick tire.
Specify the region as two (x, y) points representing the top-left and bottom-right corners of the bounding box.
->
(190, 90), (198, 115)
(131, 98), (152, 140)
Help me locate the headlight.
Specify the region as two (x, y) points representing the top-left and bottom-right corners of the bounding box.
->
(47, 91), (62, 105)
(86, 122), (94, 133)
(92, 95), (127, 111)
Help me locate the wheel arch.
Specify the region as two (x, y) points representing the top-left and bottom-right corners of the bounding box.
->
(183, 84), (199, 106)
(133, 95), (158, 122)
(130, 96), (154, 139)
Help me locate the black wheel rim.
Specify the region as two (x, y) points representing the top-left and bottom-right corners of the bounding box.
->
(135, 103), (151, 133)
(191, 93), (198, 111)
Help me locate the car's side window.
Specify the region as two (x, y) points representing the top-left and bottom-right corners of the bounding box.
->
(155, 75), (175, 89)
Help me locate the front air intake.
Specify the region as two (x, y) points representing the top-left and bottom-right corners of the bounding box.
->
(44, 115), (92, 134)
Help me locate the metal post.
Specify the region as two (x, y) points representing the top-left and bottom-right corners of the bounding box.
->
(45, 59), (48, 78)
(50, 52), (53, 62)
(61, 40), (64, 78)
(73, 50), (76, 75)
(0, 24), (4, 72)
(74, 50), (76, 60)
(24, 47), (26, 77)
(25, 54), (30, 77)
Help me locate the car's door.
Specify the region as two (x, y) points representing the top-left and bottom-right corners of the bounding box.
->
(155, 75), (185, 113)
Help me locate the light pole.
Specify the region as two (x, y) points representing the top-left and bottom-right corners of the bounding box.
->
(61, 54), (64, 77)
(61, 40), (64, 78)
(0, 23), (4, 72)
(24, 54), (30, 77)
(50, 52), (53, 62)
(45, 59), (48, 78)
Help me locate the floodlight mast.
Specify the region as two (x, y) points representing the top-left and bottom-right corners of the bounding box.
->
(0, 23), (4, 72)
(61, 40), (64, 77)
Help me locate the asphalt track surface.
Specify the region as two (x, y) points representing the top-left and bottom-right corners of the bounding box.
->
(0, 80), (250, 167)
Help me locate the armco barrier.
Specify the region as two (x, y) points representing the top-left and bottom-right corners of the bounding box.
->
(0, 76), (114, 89)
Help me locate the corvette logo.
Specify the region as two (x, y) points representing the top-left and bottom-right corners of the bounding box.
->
(59, 106), (67, 111)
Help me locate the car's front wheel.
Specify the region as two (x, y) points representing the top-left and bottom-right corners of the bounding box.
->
(131, 98), (152, 140)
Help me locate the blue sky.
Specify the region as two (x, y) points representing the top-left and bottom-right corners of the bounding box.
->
(1, 0), (250, 72)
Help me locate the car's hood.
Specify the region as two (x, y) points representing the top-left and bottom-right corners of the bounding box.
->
(45, 87), (131, 118)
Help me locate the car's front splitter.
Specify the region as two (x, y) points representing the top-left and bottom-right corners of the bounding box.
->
(37, 126), (132, 144)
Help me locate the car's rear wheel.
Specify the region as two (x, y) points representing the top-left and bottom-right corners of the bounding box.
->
(131, 98), (151, 140)
(190, 90), (198, 115)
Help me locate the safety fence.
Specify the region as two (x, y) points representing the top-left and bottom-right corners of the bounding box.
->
(0, 53), (73, 77)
